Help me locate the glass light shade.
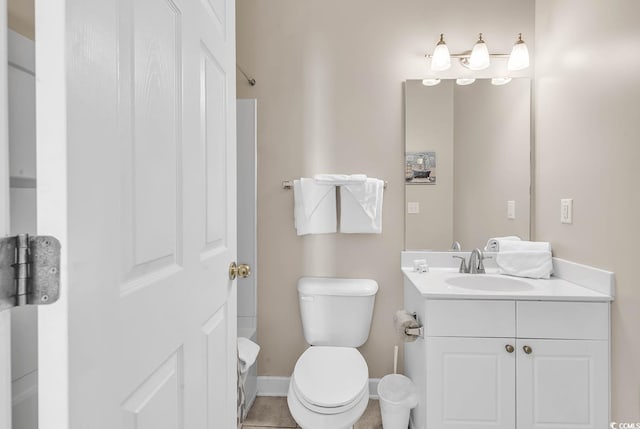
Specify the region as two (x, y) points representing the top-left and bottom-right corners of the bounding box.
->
(431, 34), (451, 71)
(491, 77), (512, 86)
(508, 35), (530, 71)
(456, 78), (476, 86)
(422, 78), (441, 86)
(468, 34), (490, 70)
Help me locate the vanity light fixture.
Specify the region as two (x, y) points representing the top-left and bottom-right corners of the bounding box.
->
(426, 33), (530, 72)
(491, 77), (512, 86)
(456, 78), (476, 86)
(430, 34), (451, 71)
(467, 33), (491, 70)
(421, 78), (441, 86)
(507, 33), (530, 71)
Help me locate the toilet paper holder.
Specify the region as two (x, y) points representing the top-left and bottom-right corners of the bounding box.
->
(404, 326), (423, 338)
(405, 312), (424, 338)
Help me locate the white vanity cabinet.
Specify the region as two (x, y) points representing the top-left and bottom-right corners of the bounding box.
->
(426, 336), (516, 429)
(514, 301), (609, 429)
(404, 278), (610, 429)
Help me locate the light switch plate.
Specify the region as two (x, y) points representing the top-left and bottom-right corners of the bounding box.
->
(408, 202), (420, 214)
(507, 200), (516, 219)
(561, 199), (573, 224)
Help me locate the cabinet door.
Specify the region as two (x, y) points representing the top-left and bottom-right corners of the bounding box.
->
(427, 337), (516, 429)
(516, 339), (609, 429)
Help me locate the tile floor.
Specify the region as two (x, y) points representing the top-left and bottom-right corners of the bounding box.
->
(243, 396), (383, 429)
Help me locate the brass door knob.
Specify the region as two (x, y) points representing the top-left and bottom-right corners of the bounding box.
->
(229, 262), (251, 280)
(523, 345), (533, 354)
(229, 262), (237, 280)
(505, 344), (514, 353)
(237, 263), (251, 278)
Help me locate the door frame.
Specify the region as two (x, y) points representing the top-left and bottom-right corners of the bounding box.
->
(1, 0), (13, 425)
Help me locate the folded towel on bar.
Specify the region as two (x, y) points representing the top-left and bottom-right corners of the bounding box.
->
(293, 178), (336, 235)
(313, 173), (367, 186)
(340, 178), (384, 234)
(484, 235), (522, 251)
(496, 240), (553, 279)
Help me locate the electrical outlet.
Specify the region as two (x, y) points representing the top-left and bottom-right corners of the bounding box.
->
(408, 202), (420, 214)
(507, 200), (516, 219)
(561, 199), (573, 224)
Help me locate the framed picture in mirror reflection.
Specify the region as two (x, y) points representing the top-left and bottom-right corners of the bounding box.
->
(406, 151), (436, 184)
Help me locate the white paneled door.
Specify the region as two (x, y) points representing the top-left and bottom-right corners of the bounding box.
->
(36, 0), (237, 428)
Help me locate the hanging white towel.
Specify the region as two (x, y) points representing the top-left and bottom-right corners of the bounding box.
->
(293, 178), (337, 235)
(484, 235), (521, 252)
(496, 240), (553, 279)
(340, 178), (384, 234)
(313, 173), (367, 186)
(237, 337), (260, 375)
(237, 337), (260, 424)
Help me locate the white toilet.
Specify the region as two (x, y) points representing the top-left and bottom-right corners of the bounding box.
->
(287, 277), (378, 429)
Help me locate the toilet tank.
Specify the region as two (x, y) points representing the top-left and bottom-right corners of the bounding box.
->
(297, 277), (378, 347)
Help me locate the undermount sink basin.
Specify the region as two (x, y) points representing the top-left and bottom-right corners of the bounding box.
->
(445, 275), (534, 292)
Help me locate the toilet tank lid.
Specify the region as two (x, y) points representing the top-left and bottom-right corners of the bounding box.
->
(297, 277), (378, 296)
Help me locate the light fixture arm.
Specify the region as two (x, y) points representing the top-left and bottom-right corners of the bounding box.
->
(426, 52), (511, 59)
(426, 51), (511, 70)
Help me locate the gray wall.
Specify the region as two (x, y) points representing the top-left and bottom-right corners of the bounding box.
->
(534, 0), (640, 419)
(405, 79), (453, 250)
(453, 78), (530, 249)
(236, 0), (534, 378)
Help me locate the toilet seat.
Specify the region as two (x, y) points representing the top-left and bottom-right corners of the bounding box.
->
(292, 346), (368, 415)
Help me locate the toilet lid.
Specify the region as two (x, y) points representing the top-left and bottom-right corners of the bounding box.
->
(293, 346), (368, 409)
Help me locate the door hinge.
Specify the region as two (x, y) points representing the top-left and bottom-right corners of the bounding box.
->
(0, 234), (61, 310)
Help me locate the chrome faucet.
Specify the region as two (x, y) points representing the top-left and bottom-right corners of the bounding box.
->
(468, 248), (486, 274)
(450, 241), (461, 251)
(452, 248), (488, 274)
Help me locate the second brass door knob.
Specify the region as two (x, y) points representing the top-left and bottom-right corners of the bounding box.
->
(229, 262), (252, 280)
(237, 263), (251, 278)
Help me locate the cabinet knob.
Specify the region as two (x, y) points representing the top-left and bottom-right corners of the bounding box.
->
(505, 344), (514, 353)
(523, 345), (533, 354)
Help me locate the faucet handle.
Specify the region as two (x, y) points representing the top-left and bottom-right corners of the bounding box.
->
(452, 256), (468, 273)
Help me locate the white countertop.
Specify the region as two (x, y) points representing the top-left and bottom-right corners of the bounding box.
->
(402, 267), (613, 301)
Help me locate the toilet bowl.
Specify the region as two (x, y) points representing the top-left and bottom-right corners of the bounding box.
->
(287, 277), (378, 429)
(287, 347), (369, 429)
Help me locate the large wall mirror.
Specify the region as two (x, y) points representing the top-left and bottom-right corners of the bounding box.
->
(404, 78), (531, 250)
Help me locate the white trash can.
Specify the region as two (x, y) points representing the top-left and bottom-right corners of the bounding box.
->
(377, 374), (418, 429)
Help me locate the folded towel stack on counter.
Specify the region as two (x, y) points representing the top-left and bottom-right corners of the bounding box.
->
(484, 235), (521, 251)
(496, 240), (553, 279)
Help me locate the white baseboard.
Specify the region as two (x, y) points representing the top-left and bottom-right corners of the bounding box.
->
(256, 376), (290, 396)
(257, 376), (381, 399)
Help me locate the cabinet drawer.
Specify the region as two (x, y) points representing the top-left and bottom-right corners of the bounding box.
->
(517, 301), (609, 340)
(425, 300), (515, 337)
